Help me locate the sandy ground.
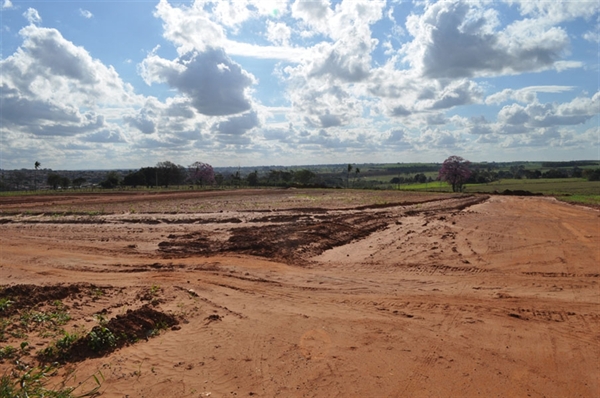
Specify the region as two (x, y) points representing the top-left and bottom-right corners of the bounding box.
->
(0, 189), (598, 397)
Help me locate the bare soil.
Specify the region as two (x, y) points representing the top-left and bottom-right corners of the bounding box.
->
(0, 188), (598, 397)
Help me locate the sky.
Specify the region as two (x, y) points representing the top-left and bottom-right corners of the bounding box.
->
(0, 0), (598, 170)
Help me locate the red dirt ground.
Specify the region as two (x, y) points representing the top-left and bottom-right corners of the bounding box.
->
(0, 188), (598, 397)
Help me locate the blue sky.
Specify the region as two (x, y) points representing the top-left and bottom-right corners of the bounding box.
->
(1, 0), (598, 170)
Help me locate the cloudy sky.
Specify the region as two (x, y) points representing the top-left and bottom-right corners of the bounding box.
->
(1, 0), (598, 170)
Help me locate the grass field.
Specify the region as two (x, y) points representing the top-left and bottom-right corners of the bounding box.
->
(395, 178), (600, 205)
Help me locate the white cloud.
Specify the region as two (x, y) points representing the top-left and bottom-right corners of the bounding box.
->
(401, 1), (575, 79)
(506, 0), (599, 25)
(212, 111), (260, 137)
(79, 9), (93, 19)
(2, 0), (13, 9)
(154, 0), (226, 54)
(23, 8), (42, 25)
(140, 48), (256, 116)
(291, 0), (332, 35)
(0, 24), (141, 141)
(583, 30), (599, 43)
(384, 129), (413, 150)
(266, 21), (291, 46)
(83, 129), (126, 143)
(468, 92), (600, 139)
(485, 86), (575, 105)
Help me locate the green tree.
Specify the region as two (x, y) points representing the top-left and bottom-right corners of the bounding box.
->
(59, 176), (70, 189)
(72, 177), (86, 188)
(47, 173), (61, 190)
(156, 161), (186, 187)
(214, 173), (224, 186)
(294, 169), (316, 185)
(100, 171), (120, 189)
(346, 164), (353, 188)
(247, 170), (259, 186)
(34, 161), (40, 190)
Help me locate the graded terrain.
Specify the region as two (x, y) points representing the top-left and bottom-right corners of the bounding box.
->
(0, 189), (598, 397)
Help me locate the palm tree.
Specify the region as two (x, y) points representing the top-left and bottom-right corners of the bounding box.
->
(346, 164), (353, 188)
(34, 161), (40, 190)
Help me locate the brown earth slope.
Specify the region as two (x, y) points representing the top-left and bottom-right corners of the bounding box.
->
(0, 190), (598, 397)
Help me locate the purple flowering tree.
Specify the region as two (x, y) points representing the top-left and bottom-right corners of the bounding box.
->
(438, 156), (471, 192)
(188, 162), (216, 187)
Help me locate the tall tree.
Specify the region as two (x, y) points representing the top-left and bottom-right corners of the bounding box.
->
(47, 173), (61, 190)
(34, 161), (40, 190)
(346, 164), (353, 188)
(438, 156), (471, 192)
(188, 162), (215, 187)
(156, 161), (186, 187)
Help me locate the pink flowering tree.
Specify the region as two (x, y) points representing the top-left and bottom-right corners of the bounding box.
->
(188, 162), (216, 187)
(438, 156), (471, 192)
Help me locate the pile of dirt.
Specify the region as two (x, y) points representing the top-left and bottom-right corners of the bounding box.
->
(497, 189), (543, 196)
(59, 305), (179, 362)
(0, 284), (87, 315)
(159, 211), (391, 262)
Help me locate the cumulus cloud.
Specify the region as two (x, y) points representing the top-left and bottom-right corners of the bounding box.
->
(507, 0), (599, 25)
(497, 93), (599, 129)
(2, 0), (13, 9)
(82, 129), (126, 143)
(401, 1), (576, 79)
(266, 21), (291, 46)
(291, 0), (332, 35)
(583, 30), (599, 43)
(154, 0), (226, 54)
(0, 21), (142, 145)
(384, 129), (413, 150)
(140, 48), (256, 116)
(464, 92), (599, 140)
(288, 82), (362, 128)
(124, 112), (156, 135)
(212, 111), (260, 137)
(415, 128), (461, 150)
(485, 86), (575, 105)
(23, 8), (41, 24)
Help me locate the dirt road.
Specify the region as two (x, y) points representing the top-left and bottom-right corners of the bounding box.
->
(0, 191), (598, 397)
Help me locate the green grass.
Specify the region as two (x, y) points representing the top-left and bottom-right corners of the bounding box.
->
(556, 194), (600, 206)
(464, 178), (600, 196)
(0, 365), (104, 398)
(394, 178), (600, 206)
(395, 181), (452, 192)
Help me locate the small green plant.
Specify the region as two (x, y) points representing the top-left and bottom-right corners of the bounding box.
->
(39, 331), (79, 361)
(20, 309), (71, 331)
(55, 332), (79, 352)
(87, 326), (116, 352)
(0, 365), (104, 398)
(0, 298), (13, 312)
(150, 284), (161, 296)
(20, 341), (29, 353)
(0, 345), (17, 359)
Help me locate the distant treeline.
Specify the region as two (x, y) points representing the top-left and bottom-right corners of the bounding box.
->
(2, 160), (600, 192)
(385, 165), (440, 174)
(540, 161), (599, 168)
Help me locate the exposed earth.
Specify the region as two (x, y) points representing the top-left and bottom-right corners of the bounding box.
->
(0, 189), (598, 397)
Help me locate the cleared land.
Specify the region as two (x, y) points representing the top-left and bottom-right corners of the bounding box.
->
(0, 189), (598, 397)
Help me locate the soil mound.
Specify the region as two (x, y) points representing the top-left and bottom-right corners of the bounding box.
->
(499, 189), (543, 196)
(0, 284), (86, 314)
(62, 305), (179, 362)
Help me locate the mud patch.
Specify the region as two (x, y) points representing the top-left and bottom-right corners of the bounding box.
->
(159, 212), (390, 263)
(0, 284), (93, 315)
